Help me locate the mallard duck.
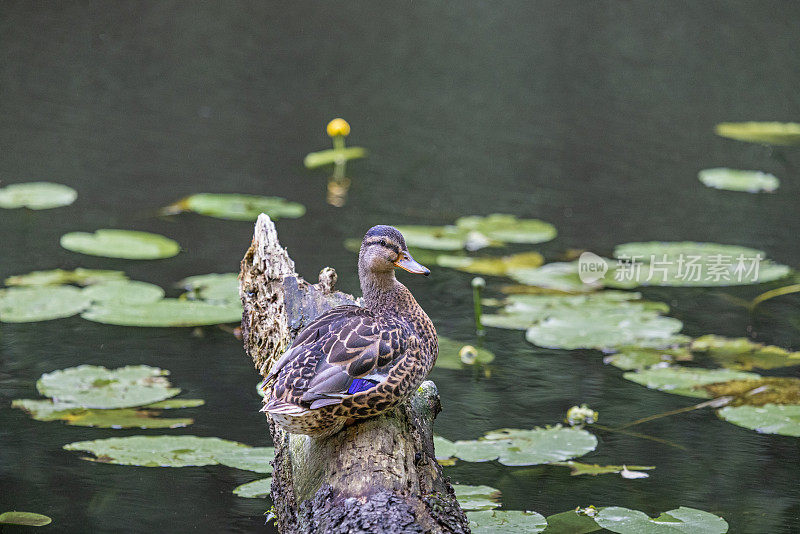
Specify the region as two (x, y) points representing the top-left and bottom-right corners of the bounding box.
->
(262, 225), (438, 437)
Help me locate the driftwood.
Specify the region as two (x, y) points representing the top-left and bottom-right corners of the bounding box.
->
(239, 214), (469, 534)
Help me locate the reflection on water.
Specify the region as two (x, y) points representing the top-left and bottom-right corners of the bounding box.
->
(1, 2), (800, 533)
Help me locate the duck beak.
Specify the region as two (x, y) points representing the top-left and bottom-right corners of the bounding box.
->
(394, 251), (430, 276)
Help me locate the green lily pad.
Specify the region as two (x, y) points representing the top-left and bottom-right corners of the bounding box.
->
(526, 309), (682, 351)
(453, 484), (501, 511)
(304, 147), (367, 168)
(715, 121), (800, 146)
(698, 168), (779, 193)
(467, 510), (548, 534)
(595, 506), (728, 534)
(11, 399), (193, 429)
(483, 291), (664, 331)
(542, 510), (601, 534)
(455, 214), (557, 245)
(703, 377), (800, 406)
(63, 435), (252, 467)
(0, 181), (76, 209)
(81, 299), (242, 327)
(508, 262), (606, 293)
(612, 242), (791, 287)
(437, 251), (544, 276)
(394, 225), (468, 251)
(0, 285), (92, 323)
(215, 447), (274, 474)
(433, 435), (458, 461)
(622, 367), (760, 398)
(82, 280), (165, 305)
(144, 399), (205, 409)
(551, 461), (654, 477)
(481, 290), (682, 350)
(233, 478), (272, 498)
(0, 511), (52, 526)
(436, 337), (495, 369)
(164, 193), (305, 221)
(690, 335), (800, 371)
(5, 268), (128, 287)
(603, 347), (693, 371)
(61, 229), (180, 260)
(37, 365), (179, 409)
(178, 273), (240, 305)
(717, 404), (800, 437)
(451, 425), (597, 466)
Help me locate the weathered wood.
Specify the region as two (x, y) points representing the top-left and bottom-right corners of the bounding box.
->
(239, 214), (469, 534)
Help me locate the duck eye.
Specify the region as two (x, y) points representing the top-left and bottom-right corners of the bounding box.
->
(379, 239), (388, 247)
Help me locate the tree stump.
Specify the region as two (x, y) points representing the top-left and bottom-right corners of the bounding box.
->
(239, 214), (469, 534)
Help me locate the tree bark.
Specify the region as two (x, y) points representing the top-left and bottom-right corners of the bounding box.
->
(239, 214), (469, 534)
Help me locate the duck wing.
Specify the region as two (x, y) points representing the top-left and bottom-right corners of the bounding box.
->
(264, 305), (411, 412)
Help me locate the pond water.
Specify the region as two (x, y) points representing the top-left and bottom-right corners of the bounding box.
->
(2, 2), (799, 532)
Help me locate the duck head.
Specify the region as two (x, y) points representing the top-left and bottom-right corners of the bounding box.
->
(358, 225), (429, 291)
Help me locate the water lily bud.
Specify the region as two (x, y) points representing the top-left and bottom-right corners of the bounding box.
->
(326, 118), (351, 137)
(471, 277), (486, 289)
(565, 404), (598, 426)
(459, 345), (478, 365)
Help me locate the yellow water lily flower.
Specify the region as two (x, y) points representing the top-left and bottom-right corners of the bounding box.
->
(326, 118), (351, 137)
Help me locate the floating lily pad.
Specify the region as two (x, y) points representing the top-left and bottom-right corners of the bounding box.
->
(433, 435), (458, 461)
(81, 299), (242, 327)
(0, 285), (92, 323)
(215, 447), (274, 474)
(233, 478), (272, 498)
(542, 510), (602, 534)
(509, 262), (605, 293)
(5, 268), (128, 287)
(61, 229), (180, 260)
(526, 309), (682, 351)
(451, 426), (597, 466)
(436, 337), (495, 369)
(453, 484), (501, 511)
(178, 273), (240, 305)
(304, 147), (367, 168)
(603, 347), (693, 371)
(482, 291), (683, 350)
(0, 181), (77, 209)
(63, 435), (252, 467)
(437, 252), (544, 276)
(163, 193), (305, 221)
(0, 511), (52, 526)
(82, 280), (165, 305)
(698, 168), (779, 193)
(394, 225), (468, 251)
(595, 506), (728, 534)
(37, 365), (179, 409)
(622, 367), (760, 398)
(467, 510), (548, 534)
(703, 377), (800, 406)
(455, 214), (557, 245)
(612, 242), (790, 287)
(717, 404), (800, 437)
(715, 122), (800, 146)
(690, 335), (800, 371)
(145, 399), (205, 409)
(11, 400), (193, 429)
(483, 291), (664, 331)
(551, 461), (654, 477)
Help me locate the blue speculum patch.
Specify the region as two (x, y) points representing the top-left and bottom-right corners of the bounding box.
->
(348, 378), (379, 394)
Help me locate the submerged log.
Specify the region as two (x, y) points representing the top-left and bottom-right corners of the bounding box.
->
(239, 214), (469, 534)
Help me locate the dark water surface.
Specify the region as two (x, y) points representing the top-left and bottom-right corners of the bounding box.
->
(2, 2), (800, 532)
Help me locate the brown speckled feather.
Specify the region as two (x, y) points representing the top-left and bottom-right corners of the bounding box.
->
(265, 305), (411, 408)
